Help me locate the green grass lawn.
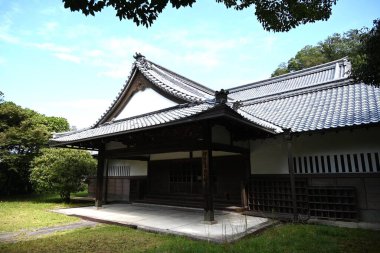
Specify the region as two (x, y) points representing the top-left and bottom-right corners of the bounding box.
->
(0, 194), (90, 232)
(1, 195), (380, 253)
(1, 223), (379, 253)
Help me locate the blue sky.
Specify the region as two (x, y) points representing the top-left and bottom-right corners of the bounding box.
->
(1, 0), (379, 129)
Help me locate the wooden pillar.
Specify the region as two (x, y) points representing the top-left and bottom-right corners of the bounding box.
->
(241, 153), (251, 210)
(202, 149), (215, 223)
(95, 144), (105, 208)
(285, 130), (298, 221)
(104, 159), (109, 203)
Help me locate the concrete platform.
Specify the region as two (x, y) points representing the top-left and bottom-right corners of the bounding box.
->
(55, 203), (275, 243)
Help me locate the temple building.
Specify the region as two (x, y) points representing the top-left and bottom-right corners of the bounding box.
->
(51, 54), (380, 223)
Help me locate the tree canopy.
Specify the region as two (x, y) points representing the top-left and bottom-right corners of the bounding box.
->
(271, 29), (362, 77)
(0, 101), (70, 194)
(62, 0), (337, 32)
(30, 148), (96, 203)
(271, 19), (380, 87)
(350, 19), (380, 86)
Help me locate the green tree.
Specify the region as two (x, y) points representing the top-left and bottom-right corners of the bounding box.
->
(30, 148), (97, 203)
(0, 102), (70, 194)
(62, 0), (337, 32)
(272, 29), (362, 77)
(351, 19), (380, 86)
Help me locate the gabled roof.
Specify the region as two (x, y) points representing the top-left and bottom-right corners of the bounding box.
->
(51, 55), (380, 146)
(94, 55), (214, 126)
(228, 57), (380, 132)
(228, 58), (351, 102)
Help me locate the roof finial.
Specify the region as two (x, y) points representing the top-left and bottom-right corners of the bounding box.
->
(232, 100), (242, 110)
(133, 52), (145, 60)
(215, 89), (229, 104)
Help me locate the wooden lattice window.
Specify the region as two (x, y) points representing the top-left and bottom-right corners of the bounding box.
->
(294, 152), (380, 174)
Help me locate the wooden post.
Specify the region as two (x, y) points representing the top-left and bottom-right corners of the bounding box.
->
(95, 144), (105, 208)
(242, 154), (251, 210)
(104, 159), (109, 203)
(202, 149), (216, 223)
(285, 130), (298, 221)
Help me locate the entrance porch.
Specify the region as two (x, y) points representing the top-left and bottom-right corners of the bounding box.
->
(55, 203), (275, 243)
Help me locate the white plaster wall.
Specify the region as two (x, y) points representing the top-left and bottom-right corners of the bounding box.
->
(107, 159), (147, 176)
(250, 137), (289, 174)
(250, 126), (380, 175)
(292, 127), (380, 156)
(115, 88), (177, 120)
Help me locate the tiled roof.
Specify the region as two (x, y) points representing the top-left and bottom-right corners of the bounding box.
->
(52, 101), (282, 144)
(138, 59), (214, 101)
(228, 58), (351, 102)
(94, 56), (214, 126)
(52, 103), (214, 144)
(51, 56), (380, 145)
(240, 82), (380, 132)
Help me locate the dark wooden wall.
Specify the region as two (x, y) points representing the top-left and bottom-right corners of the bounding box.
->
(250, 173), (380, 222)
(148, 155), (246, 203)
(88, 176), (146, 202)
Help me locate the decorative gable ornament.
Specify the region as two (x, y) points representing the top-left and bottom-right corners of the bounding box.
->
(215, 89), (229, 104)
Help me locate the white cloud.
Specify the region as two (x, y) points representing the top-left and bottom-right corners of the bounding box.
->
(85, 49), (104, 57)
(0, 4), (20, 44)
(0, 32), (19, 44)
(32, 42), (72, 53)
(54, 53), (81, 63)
(38, 21), (59, 35)
(39, 7), (58, 16)
(38, 99), (110, 129)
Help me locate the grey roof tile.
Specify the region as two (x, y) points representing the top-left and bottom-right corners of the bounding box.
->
(51, 57), (380, 145)
(52, 103), (215, 144)
(228, 58), (350, 102)
(241, 83), (380, 132)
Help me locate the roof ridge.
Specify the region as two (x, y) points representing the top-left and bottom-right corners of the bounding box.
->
(135, 62), (203, 102)
(242, 78), (352, 106)
(228, 57), (348, 93)
(93, 63), (139, 127)
(145, 59), (215, 95)
(236, 106), (283, 133)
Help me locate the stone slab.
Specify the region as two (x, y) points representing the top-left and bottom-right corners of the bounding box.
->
(55, 203), (276, 243)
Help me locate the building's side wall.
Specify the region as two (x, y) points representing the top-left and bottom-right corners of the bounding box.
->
(250, 126), (380, 222)
(251, 136), (288, 174)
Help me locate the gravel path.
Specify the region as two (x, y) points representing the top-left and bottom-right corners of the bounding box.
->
(0, 220), (98, 243)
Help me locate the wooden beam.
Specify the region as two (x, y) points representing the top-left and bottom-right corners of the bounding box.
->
(211, 143), (250, 154)
(285, 130), (298, 221)
(95, 144), (105, 208)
